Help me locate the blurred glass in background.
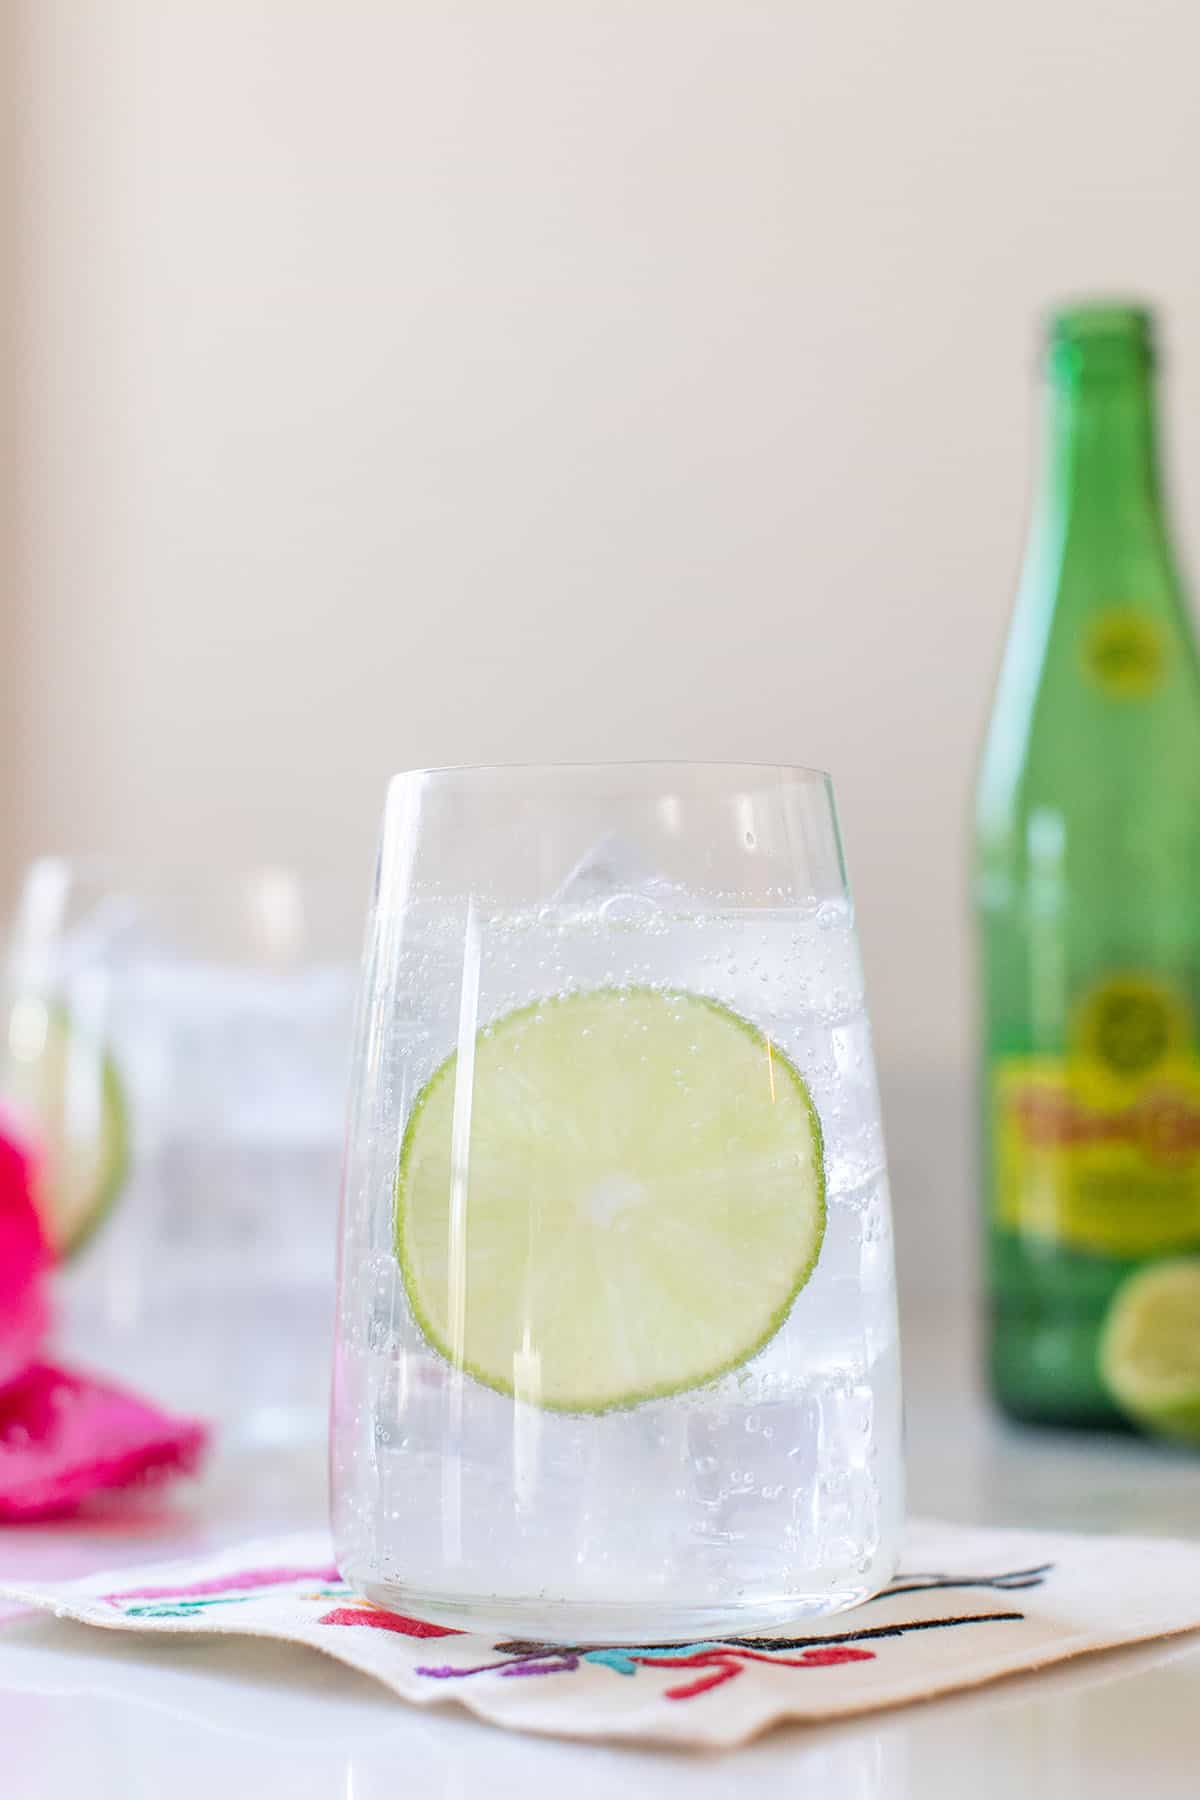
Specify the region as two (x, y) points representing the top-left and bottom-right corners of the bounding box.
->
(0, 859), (357, 1448)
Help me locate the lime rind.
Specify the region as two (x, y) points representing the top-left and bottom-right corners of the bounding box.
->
(64, 1042), (130, 1257)
(395, 986), (826, 1415)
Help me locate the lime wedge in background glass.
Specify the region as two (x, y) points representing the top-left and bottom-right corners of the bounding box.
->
(396, 987), (825, 1413)
(4, 1003), (129, 1258)
(1100, 1259), (1200, 1444)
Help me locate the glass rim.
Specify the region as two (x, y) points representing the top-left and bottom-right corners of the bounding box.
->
(389, 758), (834, 786)
(3, 855), (362, 961)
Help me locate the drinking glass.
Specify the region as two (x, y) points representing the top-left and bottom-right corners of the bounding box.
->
(332, 764), (902, 1639)
(1, 858), (357, 1446)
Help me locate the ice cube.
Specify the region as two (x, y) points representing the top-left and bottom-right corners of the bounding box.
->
(9, 893), (145, 993)
(131, 956), (352, 1139)
(551, 833), (683, 908)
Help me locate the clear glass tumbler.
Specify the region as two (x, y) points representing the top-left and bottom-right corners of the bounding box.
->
(1, 858), (356, 1446)
(332, 764), (902, 1639)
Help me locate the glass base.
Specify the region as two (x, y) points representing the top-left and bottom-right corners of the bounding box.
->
(358, 1575), (892, 1645)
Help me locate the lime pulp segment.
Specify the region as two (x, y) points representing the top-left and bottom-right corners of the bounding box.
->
(1100, 1258), (1200, 1443)
(5, 1004), (129, 1258)
(395, 987), (826, 1413)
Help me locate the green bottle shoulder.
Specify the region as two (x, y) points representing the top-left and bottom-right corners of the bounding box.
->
(977, 578), (1200, 829)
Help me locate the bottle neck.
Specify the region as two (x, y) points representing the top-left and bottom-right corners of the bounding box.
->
(1042, 361), (1165, 540)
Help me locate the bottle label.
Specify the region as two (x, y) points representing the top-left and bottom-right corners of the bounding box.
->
(1081, 607), (1165, 698)
(993, 975), (1200, 1255)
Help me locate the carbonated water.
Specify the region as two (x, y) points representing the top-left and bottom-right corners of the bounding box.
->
(332, 889), (902, 1640)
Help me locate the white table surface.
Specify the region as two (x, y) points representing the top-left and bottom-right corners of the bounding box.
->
(2, 1309), (1198, 1797)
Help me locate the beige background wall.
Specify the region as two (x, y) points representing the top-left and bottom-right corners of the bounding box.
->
(1, 4), (20, 879)
(5, 1), (1200, 1289)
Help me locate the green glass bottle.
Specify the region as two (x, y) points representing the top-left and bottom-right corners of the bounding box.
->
(976, 302), (1200, 1428)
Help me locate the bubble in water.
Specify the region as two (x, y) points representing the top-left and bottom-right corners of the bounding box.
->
(599, 892), (662, 926)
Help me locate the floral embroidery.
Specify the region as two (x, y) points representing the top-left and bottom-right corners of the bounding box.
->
(608, 1644), (875, 1701)
(95, 1558), (1048, 1705)
(104, 1565), (352, 1620)
(318, 1606), (460, 1638)
(878, 1562), (1051, 1601)
(406, 1610), (1024, 1701)
(106, 1564), (343, 1603)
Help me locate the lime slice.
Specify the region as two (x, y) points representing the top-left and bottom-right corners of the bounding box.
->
(396, 987), (825, 1413)
(1100, 1259), (1200, 1443)
(4, 1003), (129, 1257)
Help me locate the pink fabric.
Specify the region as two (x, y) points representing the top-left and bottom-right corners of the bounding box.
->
(0, 1130), (49, 1395)
(0, 1120), (208, 1522)
(0, 1362), (208, 1523)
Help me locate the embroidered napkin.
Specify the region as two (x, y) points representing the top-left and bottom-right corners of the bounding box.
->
(4, 1519), (1200, 1746)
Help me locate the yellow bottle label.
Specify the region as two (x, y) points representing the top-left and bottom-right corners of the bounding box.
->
(1081, 607), (1166, 698)
(994, 976), (1200, 1256)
